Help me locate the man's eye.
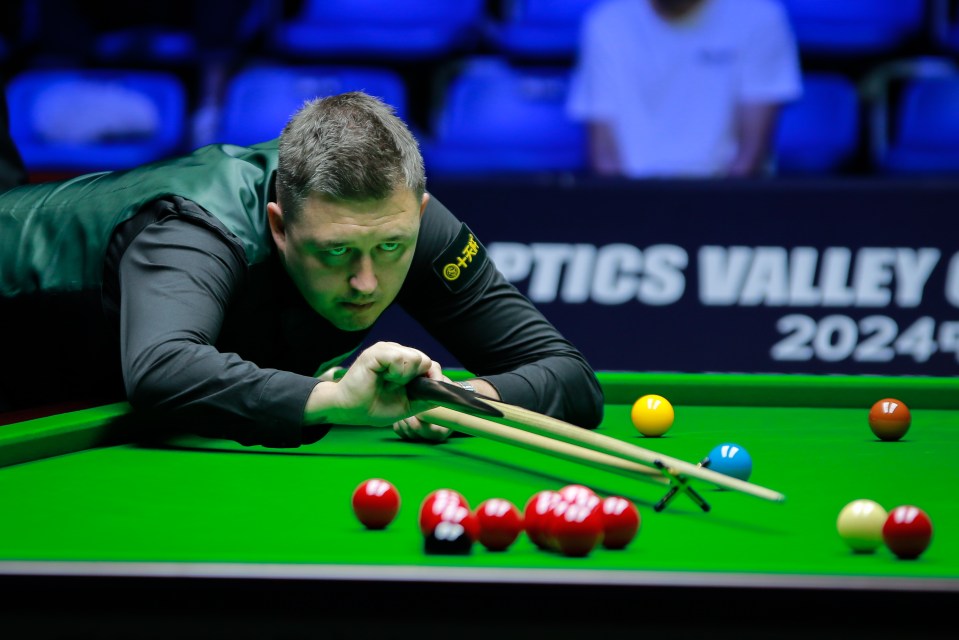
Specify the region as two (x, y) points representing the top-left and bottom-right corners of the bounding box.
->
(380, 242), (400, 252)
(326, 247), (349, 257)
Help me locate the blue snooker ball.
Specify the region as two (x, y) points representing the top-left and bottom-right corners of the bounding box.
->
(705, 442), (752, 483)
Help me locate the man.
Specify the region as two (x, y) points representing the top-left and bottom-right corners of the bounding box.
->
(567, 0), (802, 177)
(0, 92), (603, 446)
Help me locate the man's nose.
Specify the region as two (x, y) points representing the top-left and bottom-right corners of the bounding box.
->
(349, 255), (377, 294)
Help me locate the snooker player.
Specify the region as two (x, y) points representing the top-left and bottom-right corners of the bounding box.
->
(0, 92), (603, 446)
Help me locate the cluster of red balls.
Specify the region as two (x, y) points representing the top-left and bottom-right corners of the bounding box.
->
(351, 479), (641, 557)
(524, 484), (641, 557)
(418, 488), (513, 553)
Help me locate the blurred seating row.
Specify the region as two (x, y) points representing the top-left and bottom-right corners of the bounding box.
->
(267, 0), (959, 59)
(8, 56), (959, 177)
(2, 0), (959, 66)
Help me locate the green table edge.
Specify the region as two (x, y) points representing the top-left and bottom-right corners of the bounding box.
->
(597, 371), (959, 408)
(2, 371), (957, 469)
(0, 402), (132, 468)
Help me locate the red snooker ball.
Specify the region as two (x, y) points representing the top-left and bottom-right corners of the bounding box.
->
(601, 496), (641, 550)
(419, 488), (470, 536)
(475, 498), (524, 551)
(550, 499), (604, 557)
(868, 398), (911, 441)
(882, 505), (933, 560)
(524, 490), (562, 550)
(559, 484), (601, 509)
(351, 478), (400, 530)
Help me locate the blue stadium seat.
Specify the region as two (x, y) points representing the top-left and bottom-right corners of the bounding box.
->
(6, 69), (186, 172)
(94, 27), (197, 65)
(269, 0), (484, 59)
(217, 65), (408, 146)
(877, 74), (959, 173)
(775, 73), (860, 174)
(421, 58), (587, 175)
(780, 0), (927, 56)
(932, 0), (959, 52)
(484, 0), (603, 58)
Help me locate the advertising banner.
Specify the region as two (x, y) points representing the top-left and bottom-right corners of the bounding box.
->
(373, 177), (958, 376)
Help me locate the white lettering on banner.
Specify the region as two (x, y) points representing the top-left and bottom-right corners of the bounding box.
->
(592, 243), (642, 304)
(893, 248), (941, 306)
(772, 314), (959, 363)
(528, 244), (572, 303)
(490, 243), (947, 311)
(488, 242), (687, 305)
(947, 252), (959, 307)
(699, 246), (940, 307)
(644, 244), (689, 305)
(561, 244), (596, 303)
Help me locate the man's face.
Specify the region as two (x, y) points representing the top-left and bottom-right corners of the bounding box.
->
(269, 189), (428, 331)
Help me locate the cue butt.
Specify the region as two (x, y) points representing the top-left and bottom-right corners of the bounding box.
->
(483, 399), (786, 504)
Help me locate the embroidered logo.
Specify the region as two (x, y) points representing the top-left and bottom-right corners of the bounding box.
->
(432, 223), (486, 292)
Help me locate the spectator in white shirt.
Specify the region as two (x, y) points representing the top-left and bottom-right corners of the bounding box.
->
(567, 0), (802, 178)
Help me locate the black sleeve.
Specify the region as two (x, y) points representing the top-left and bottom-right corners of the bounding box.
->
(399, 196), (604, 428)
(118, 214), (321, 447)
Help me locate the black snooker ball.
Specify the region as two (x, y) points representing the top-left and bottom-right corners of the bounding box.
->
(424, 521), (473, 555)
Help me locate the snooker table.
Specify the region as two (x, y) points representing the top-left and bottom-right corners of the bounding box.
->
(0, 372), (957, 638)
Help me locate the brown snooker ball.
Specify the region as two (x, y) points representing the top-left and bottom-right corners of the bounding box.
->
(868, 398), (911, 441)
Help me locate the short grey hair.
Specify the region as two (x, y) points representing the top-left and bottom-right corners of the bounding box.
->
(276, 91), (426, 222)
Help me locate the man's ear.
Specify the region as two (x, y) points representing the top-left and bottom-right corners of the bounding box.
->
(419, 192), (430, 218)
(267, 202), (286, 252)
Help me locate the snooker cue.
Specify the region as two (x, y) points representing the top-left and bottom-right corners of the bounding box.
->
(479, 398), (785, 504)
(406, 378), (784, 504)
(418, 406), (670, 487)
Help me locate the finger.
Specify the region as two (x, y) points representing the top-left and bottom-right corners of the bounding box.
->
(418, 421), (452, 442)
(387, 350), (432, 383)
(393, 419), (417, 441)
(393, 416), (451, 442)
(424, 360), (445, 380)
(366, 343), (432, 384)
(393, 417), (429, 441)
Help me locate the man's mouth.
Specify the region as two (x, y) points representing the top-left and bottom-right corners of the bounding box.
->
(342, 301), (375, 311)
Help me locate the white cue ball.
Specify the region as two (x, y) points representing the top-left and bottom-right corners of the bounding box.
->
(837, 499), (888, 553)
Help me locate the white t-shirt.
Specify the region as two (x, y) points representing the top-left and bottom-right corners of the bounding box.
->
(567, 0), (802, 177)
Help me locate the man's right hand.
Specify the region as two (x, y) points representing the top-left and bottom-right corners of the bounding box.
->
(303, 341), (437, 427)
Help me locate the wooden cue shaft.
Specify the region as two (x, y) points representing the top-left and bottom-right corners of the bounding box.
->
(419, 406), (669, 487)
(480, 399), (785, 504)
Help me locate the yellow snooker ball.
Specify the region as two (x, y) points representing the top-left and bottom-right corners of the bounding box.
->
(837, 498), (888, 553)
(631, 394), (674, 437)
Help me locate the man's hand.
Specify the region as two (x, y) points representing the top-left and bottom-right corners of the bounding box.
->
(304, 341), (435, 427)
(392, 414), (452, 442)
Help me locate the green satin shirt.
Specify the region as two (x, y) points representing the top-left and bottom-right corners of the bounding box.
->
(0, 139), (278, 297)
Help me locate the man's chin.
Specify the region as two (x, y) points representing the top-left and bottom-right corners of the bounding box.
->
(330, 307), (382, 331)
(337, 319), (375, 332)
